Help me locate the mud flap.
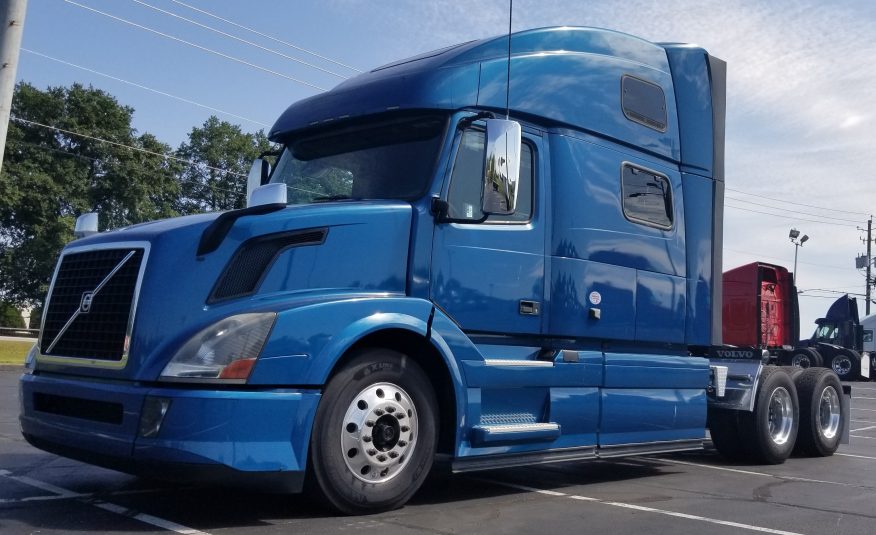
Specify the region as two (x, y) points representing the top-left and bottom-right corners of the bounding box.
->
(841, 385), (852, 444)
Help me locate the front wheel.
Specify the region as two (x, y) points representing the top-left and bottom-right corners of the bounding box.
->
(308, 349), (438, 514)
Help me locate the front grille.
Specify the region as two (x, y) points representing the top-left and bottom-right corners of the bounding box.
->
(41, 247), (145, 361)
(33, 392), (123, 424)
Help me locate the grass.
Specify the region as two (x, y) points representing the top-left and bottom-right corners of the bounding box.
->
(0, 339), (33, 365)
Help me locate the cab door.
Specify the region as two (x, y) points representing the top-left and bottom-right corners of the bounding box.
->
(430, 126), (544, 336)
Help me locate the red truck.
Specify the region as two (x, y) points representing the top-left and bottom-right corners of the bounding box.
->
(723, 261), (868, 381)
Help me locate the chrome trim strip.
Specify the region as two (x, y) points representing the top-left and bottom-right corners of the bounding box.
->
(476, 423), (560, 433)
(37, 241), (151, 370)
(484, 359), (553, 367)
(596, 439), (704, 458)
(45, 250), (137, 354)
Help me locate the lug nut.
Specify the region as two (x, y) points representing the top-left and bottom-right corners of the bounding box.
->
(362, 435), (372, 443)
(389, 451), (399, 459)
(366, 420), (375, 427)
(367, 449), (377, 456)
(374, 408), (385, 416)
(385, 406), (396, 413)
(401, 426), (410, 432)
(377, 455), (387, 462)
(398, 440), (407, 447)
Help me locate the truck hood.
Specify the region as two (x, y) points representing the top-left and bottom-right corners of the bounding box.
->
(37, 201), (413, 381)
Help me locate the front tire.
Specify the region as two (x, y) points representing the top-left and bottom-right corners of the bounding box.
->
(309, 349), (438, 514)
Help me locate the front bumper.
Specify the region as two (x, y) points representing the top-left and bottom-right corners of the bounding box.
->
(19, 373), (320, 492)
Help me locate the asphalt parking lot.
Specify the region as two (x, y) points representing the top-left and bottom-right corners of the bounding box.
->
(2, 367), (875, 535)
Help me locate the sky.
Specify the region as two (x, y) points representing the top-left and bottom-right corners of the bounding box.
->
(14, 0), (876, 330)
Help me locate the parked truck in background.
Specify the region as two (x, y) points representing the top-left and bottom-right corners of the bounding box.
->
(723, 261), (868, 381)
(19, 27), (850, 514)
(862, 314), (876, 378)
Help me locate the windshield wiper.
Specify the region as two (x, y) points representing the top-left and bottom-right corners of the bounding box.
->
(312, 195), (353, 202)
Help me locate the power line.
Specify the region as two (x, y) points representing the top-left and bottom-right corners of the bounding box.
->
(9, 135), (245, 197)
(10, 116), (246, 177)
(724, 247), (852, 271)
(727, 187), (871, 217)
(63, 1), (326, 91)
(21, 48), (271, 128)
(131, 0), (348, 80)
(725, 194), (865, 224)
(725, 203), (860, 228)
(169, 0), (363, 73)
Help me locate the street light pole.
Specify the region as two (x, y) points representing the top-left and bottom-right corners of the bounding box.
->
(789, 228), (809, 286)
(0, 0), (28, 174)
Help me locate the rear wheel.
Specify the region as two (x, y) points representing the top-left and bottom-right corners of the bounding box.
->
(793, 368), (843, 457)
(308, 349), (438, 514)
(783, 348), (822, 369)
(827, 349), (860, 381)
(738, 367), (799, 464)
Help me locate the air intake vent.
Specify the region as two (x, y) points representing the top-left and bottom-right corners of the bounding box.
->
(41, 247), (145, 361)
(209, 228), (327, 303)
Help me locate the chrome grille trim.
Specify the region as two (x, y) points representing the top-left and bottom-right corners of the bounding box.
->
(37, 241), (151, 369)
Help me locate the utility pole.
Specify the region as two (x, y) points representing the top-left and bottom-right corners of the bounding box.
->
(859, 217), (874, 316)
(0, 0), (27, 175)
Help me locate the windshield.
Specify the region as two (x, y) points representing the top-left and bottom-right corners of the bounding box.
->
(270, 114), (447, 205)
(814, 323), (839, 341)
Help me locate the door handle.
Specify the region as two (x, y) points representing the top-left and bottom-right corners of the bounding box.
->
(519, 300), (540, 316)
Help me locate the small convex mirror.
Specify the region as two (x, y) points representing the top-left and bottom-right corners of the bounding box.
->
(482, 119), (522, 216)
(73, 212), (98, 238)
(245, 158), (271, 207)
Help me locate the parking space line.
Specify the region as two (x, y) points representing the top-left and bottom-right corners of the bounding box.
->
(92, 501), (210, 535)
(0, 470), (210, 534)
(850, 434), (876, 440)
(852, 407), (876, 412)
(477, 478), (803, 535)
(850, 425), (876, 432)
(853, 396), (876, 400)
(836, 453), (876, 460)
(647, 458), (873, 489)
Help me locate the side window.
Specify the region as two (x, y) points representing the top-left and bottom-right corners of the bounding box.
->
(864, 329), (873, 343)
(446, 128), (533, 223)
(621, 164), (673, 229)
(622, 75), (667, 132)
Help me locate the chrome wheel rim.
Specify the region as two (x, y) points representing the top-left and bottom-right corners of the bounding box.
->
(767, 387), (794, 445)
(791, 354), (811, 368)
(818, 386), (841, 440)
(832, 355), (852, 376)
(341, 382), (418, 484)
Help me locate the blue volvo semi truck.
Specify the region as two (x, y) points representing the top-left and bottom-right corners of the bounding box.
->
(19, 27), (849, 514)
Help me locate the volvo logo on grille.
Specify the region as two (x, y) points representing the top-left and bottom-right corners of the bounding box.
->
(80, 291), (95, 313)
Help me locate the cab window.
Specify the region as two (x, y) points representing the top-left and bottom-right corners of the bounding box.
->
(446, 128), (533, 223)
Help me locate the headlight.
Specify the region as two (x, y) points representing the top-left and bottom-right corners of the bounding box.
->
(159, 313), (276, 382)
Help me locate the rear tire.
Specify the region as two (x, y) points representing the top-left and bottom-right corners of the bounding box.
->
(793, 368), (843, 457)
(738, 367), (799, 464)
(827, 349), (860, 381)
(783, 348), (822, 369)
(308, 349), (438, 514)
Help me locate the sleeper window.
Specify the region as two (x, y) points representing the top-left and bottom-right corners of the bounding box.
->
(621, 164), (673, 229)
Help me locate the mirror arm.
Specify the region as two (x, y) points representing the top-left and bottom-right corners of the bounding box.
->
(458, 111), (495, 131)
(430, 196), (449, 220)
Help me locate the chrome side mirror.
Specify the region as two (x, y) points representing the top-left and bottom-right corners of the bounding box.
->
(482, 119), (522, 216)
(245, 158), (271, 206)
(248, 183), (287, 207)
(73, 212), (98, 238)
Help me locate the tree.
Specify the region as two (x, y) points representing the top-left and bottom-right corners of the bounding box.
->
(176, 116), (272, 213)
(0, 302), (24, 328)
(0, 82), (181, 306)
